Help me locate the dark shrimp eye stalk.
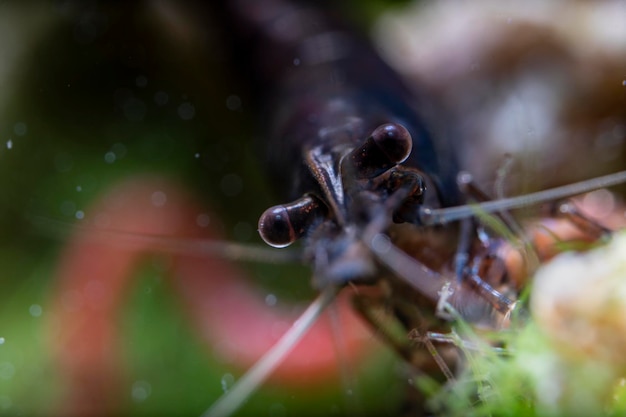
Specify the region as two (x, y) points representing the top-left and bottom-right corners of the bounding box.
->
(201, 0), (464, 414)
(211, 0), (460, 287)
(258, 121), (428, 288)
(213, 0), (460, 201)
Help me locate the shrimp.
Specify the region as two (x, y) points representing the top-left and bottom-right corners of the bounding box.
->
(1, 1), (624, 417)
(203, 0), (626, 415)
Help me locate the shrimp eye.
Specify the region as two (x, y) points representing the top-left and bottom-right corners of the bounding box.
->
(343, 123), (413, 179)
(387, 168), (426, 224)
(258, 195), (327, 248)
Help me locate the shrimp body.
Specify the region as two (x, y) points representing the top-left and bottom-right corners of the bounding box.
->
(214, 0), (460, 208)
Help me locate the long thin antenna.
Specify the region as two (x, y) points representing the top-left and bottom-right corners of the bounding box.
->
(366, 233), (445, 303)
(28, 215), (301, 264)
(202, 286), (340, 417)
(420, 170), (626, 225)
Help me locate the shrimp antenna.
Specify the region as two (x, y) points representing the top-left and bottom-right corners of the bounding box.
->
(365, 233), (444, 303)
(202, 285), (339, 417)
(420, 170), (626, 225)
(28, 215), (300, 264)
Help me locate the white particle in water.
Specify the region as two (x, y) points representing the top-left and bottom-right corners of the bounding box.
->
(76, 185), (82, 192)
(154, 91), (169, 106)
(13, 122), (27, 136)
(293, 58), (301, 66)
(0, 337), (5, 345)
(123, 98), (147, 121)
(265, 293), (277, 306)
(371, 233), (391, 254)
(104, 151), (116, 164)
(269, 403), (287, 417)
(75, 210), (85, 220)
(111, 143), (127, 159)
(178, 102), (196, 120)
(135, 75), (148, 88)
(221, 373), (234, 392)
(54, 152), (74, 172)
(226, 94), (241, 111)
(194, 152), (200, 159)
(0, 363), (15, 380)
(0, 396), (11, 410)
(29, 304), (42, 317)
(6, 140), (12, 149)
(151, 191), (167, 207)
(94, 213), (111, 228)
(60, 200), (76, 216)
(131, 380), (152, 402)
(196, 213), (210, 228)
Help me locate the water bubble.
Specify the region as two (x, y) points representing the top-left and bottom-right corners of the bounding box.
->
(371, 233), (391, 254)
(61, 290), (83, 312)
(0, 395), (10, 410)
(75, 210), (85, 220)
(226, 95), (241, 111)
(220, 173), (243, 197)
(94, 213), (111, 229)
(111, 143), (127, 159)
(265, 293), (277, 307)
(196, 213), (210, 228)
(178, 102), (196, 120)
(6, 140), (12, 150)
(131, 380), (152, 402)
(54, 152), (74, 172)
(60, 200), (77, 217)
(221, 373), (234, 392)
(154, 91), (169, 106)
(135, 75), (148, 88)
(0, 363), (15, 380)
(13, 122), (27, 136)
(114, 88), (133, 107)
(123, 98), (147, 122)
(29, 304), (42, 317)
(84, 281), (105, 306)
(151, 191), (167, 207)
(104, 151), (116, 164)
(269, 403), (287, 417)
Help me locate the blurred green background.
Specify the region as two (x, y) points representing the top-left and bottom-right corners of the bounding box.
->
(0, 1), (410, 416)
